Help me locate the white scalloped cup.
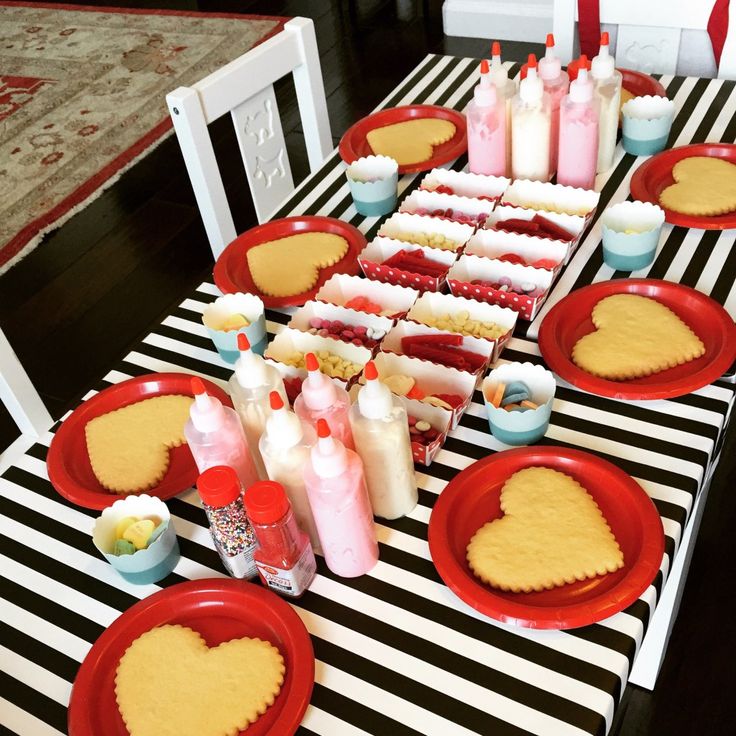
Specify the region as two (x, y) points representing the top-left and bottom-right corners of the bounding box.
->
(622, 96), (675, 155)
(482, 362), (556, 445)
(601, 200), (665, 270)
(202, 292), (266, 363)
(346, 155), (399, 216)
(92, 494), (179, 584)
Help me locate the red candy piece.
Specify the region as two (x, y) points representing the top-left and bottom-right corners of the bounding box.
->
(432, 393), (464, 408)
(401, 333), (463, 348)
(283, 377), (303, 404)
(532, 214), (574, 241)
(344, 296), (383, 315)
(406, 343), (467, 370)
(494, 218), (540, 236)
(497, 252), (526, 265)
(531, 258), (559, 270)
(406, 384), (426, 401)
(435, 184), (455, 195)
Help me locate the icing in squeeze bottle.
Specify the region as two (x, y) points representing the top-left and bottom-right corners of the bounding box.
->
(511, 54), (551, 182)
(490, 41), (516, 175)
(303, 419), (378, 577)
(259, 391), (321, 553)
(538, 33), (569, 176)
(184, 377), (260, 490)
(349, 361), (418, 520)
(294, 352), (355, 450)
(228, 333), (288, 480)
(591, 32), (623, 173)
(557, 56), (599, 190)
(243, 480), (317, 598)
(466, 59), (507, 177)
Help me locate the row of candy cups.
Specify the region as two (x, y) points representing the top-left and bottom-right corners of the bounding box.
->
(418, 167), (510, 201)
(378, 211), (475, 253)
(406, 290), (518, 362)
(358, 236), (459, 293)
(447, 254), (554, 322)
(399, 188), (496, 227)
(501, 179), (600, 222)
(465, 228), (568, 274)
(201, 292), (267, 364)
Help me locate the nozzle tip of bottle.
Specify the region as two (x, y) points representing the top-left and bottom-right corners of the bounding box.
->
(364, 360), (378, 381)
(579, 54), (590, 69)
(190, 376), (206, 395)
(601, 31), (609, 46)
(480, 58), (489, 74)
(546, 33), (554, 47)
(527, 53), (537, 68)
(269, 391), (284, 410)
(237, 332), (250, 352)
(316, 418), (331, 439)
(492, 41), (501, 57)
(305, 352), (319, 372)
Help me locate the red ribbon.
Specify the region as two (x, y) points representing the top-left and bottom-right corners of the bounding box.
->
(708, 0), (730, 66)
(577, 0), (601, 59)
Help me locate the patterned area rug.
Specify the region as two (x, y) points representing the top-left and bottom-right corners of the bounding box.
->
(0, 2), (285, 273)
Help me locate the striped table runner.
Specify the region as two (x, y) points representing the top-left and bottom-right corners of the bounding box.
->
(2, 55), (735, 736)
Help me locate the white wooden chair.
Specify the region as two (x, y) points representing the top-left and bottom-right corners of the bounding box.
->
(166, 17), (333, 260)
(552, 0), (736, 79)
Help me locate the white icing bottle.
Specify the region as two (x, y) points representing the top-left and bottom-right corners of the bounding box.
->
(349, 361), (418, 520)
(511, 54), (551, 182)
(591, 31), (623, 174)
(490, 41), (517, 176)
(538, 33), (569, 176)
(228, 332), (288, 480)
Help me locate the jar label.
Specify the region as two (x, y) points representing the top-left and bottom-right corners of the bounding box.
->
(256, 544), (316, 597)
(220, 543), (258, 579)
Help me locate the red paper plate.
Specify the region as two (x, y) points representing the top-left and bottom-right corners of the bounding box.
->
(68, 578), (314, 736)
(339, 105), (468, 174)
(47, 373), (230, 510)
(630, 143), (736, 229)
(213, 216), (365, 307)
(538, 279), (736, 400)
(428, 446), (664, 629)
(619, 68), (667, 99)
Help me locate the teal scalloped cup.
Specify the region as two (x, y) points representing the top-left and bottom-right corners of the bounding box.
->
(601, 200), (665, 270)
(482, 362), (556, 446)
(622, 96), (675, 156)
(202, 292), (267, 363)
(92, 494), (179, 585)
(346, 155), (399, 216)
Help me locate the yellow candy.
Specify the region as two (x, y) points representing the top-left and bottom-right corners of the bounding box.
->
(123, 519), (156, 550)
(219, 313), (250, 332)
(115, 516), (139, 539)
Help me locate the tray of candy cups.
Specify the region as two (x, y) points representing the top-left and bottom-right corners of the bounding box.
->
(287, 300), (392, 354)
(501, 179), (600, 221)
(265, 327), (372, 389)
(464, 228), (567, 274)
(406, 290), (517, 362)
(400, 397), (453, 466)
(358, 236), (458, 293)
(366, 350), (477, 430)
(201, 292), (267, 363)
(314, 273), (419, 320)
(448, 254), (554, 322)
(380, 320), (493, 387)
(419, 168), (509, 202)
(481, 362), (556, 446)
(378, 212), (474, 252)
(399, 189), (496, 228)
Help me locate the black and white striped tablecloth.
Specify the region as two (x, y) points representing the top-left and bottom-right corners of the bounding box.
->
(2, 55), (735, 736)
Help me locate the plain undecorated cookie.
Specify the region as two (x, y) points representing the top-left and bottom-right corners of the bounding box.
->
(366, 119), (456, 166)
(658, 156), (736, 216)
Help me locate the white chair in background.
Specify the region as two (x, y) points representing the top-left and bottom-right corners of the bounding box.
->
(166, 17), (333, 260)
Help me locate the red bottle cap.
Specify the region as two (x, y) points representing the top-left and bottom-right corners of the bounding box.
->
(364, 360), (378, 381)
(546, 33), (555, 47)
(579, 54), (589, 70)
(480, 59), (489, 74)
(305, 352), (319, 371)
(190, 376), (206, 395)
(601, 31), (609, 46)
(269, 391), (284, 410)
(316, 418), (331, 438)
(527, 53), (537, 69)
(237, 332), (250, 351)
(197, 465), (242, 507)
(492, 41), (501, 56)
(243, 481), (290, 524)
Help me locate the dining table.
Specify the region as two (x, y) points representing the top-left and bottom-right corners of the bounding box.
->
(2, 53), (736, 736)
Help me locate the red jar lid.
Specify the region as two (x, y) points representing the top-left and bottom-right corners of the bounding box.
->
(197, 465), (242, 507)
(244, 481), (290, 524)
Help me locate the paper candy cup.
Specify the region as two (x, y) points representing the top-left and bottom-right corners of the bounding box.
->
(346, 155), (399, 216)
(501, 179), (600, 218)
(482, 362), (556, 446)
(622, 96), (675, 156)
(202, 292), (266, 363)
(92, 494), (179, 585)
(601, 200), (665, 270)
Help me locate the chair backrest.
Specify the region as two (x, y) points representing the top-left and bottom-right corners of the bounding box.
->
(166, 17), (333, 260)
(552, 0), (736, 79)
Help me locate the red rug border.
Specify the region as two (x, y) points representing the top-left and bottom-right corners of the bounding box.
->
(0, 1), (288, 268)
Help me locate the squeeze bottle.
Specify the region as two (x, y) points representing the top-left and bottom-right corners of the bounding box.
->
(467, 59), (507, 177)
(511, 54), (551, 182)
(259, 391), (321, 553)
(557, 56), (599, 190)
(294, 352), (355, 450)
(228, 333), (287, 480)
(349, 361), (417, 519)
(185, 377), (260, 492)
(538, 33), (569, 175)
(490, 41), (516, 174)
(303, 419), (378, 577)
(591, 32), (623, 173)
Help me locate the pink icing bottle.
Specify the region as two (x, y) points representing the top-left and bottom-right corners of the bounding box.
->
(303, 418), (378, 577)
(467, 59), (507, 177)
(557, 56), (599, 190)
(294, 352), (355, 450)
(538, 33), (569, 176)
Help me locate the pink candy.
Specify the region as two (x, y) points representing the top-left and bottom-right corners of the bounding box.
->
(306, 318), (384, 349)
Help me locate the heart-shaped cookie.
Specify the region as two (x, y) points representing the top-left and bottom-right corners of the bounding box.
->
(658, 156), (736, 216)
(115, 624), (285, 736)
(366, 118), (456, 166)
(571, 294), (705, 380)
(85, 395), (193, 494)
(467, 467), (624, 593)
(246, 232), (349, 297)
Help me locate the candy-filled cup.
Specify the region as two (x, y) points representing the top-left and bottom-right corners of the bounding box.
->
(482, 362), (556, 445)
(92, 494), (179, 585)
(601, 200), (665, 270)
(202, 292), (266, 363)
(346, 155), (399, 216)
(622, 96), (675, 156)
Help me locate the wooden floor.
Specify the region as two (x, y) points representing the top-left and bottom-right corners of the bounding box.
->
(1, 1), (734, 733)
